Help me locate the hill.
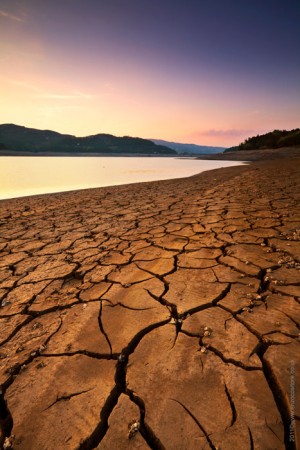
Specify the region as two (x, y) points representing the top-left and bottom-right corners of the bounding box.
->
(151, 139), (225, 154)
(0, 124), (176, 155)
(225, 128), (300, 152)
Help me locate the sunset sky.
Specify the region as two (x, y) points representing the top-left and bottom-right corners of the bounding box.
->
(1, 0), (299, 147)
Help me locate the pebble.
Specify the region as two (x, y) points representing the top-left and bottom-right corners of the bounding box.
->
(128, 420), (140, 439)
(37, 362), (46, 369)
(16, 346), (25, 353)
(1, 300), (10, 307)
(3, 436), (14, 449)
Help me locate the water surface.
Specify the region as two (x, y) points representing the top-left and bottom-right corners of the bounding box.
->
(0, 156), (245, 200)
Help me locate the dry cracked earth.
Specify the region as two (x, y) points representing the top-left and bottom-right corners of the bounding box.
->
(0, 158), (299, 450)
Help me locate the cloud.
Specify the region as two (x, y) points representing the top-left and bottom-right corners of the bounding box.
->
(8, 80), (93, 102)
(10, 80), (41, 92)
(0, 9), (25, 22)
(194, 129), (253, 137)
(36, 92), (92, 100)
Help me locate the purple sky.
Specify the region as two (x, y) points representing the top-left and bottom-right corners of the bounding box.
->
(1, 0), (299, 146)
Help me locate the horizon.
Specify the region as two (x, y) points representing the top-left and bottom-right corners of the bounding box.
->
(1, 0), (300, 147)
(0, 122), (227, 148)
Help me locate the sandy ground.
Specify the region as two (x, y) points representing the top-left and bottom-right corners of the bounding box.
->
(0, 158), (299, 449)
(197, 146), (300, 161)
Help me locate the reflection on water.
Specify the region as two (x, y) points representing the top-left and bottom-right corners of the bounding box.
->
(0, 156), (244, 200)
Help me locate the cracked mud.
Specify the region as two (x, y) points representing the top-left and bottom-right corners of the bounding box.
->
(0, 159), (299, 449)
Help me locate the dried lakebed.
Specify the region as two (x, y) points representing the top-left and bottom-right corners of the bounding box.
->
(0, 158), (299, 449)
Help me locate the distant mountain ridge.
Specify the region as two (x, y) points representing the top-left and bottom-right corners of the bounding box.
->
(0, 124), (176, 155)
(150, 139), (225, 154)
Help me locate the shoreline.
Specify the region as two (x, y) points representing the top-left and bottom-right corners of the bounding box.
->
(0, 159), (246, 202)
(196, 145), (300, 161)
(0, 152), (178, 157)
(0, 157), (299, 449)
(1, 145), (299, 160)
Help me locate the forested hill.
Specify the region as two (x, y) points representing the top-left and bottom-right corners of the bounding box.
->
(225, 128), (300, 152)
(0, 124), (176, 155)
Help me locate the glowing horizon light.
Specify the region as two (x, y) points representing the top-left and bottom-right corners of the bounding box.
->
(0, 1), (299, 147)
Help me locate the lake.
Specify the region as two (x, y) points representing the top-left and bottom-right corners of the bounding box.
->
(0, 156), (245, 200)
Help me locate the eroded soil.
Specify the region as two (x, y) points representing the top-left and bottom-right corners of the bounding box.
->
(0, 158), (299, 449)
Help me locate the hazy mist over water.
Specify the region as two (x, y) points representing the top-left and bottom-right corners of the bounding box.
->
(0, 157), (245, 200)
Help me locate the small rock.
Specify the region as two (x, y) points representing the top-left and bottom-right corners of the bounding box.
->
(3, 436), (14, 449)
(1, 300), (10, 307)
(203, 326), (212, 337)
(128, 420), (140, 439)
(16, 346), (25, 354)
(200, 345), (209, 353)
(36, 362), (46, 369)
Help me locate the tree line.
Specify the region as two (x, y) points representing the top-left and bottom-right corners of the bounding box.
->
(225, 128), (300, 152)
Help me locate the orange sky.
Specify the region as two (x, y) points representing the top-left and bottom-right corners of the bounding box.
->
(1, 1), (299, 147)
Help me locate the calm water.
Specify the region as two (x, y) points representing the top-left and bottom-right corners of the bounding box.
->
(0, 156), (244, 200)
